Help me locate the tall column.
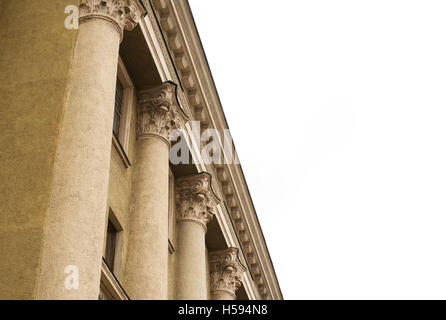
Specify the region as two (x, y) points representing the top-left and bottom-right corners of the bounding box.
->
(37, 0), (143, 300)
(209, 248), (246, 300)
(125, 82), (187, 300)
(175, 173), (220, 300)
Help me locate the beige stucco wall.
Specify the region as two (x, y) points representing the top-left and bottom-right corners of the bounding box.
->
(168, 247), (176, 299)
(105, 89), (138, 282)
(0, 0), (79, 299)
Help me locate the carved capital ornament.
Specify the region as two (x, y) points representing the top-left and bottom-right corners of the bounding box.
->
(137, 82), (188, 144)
(79, 0), (144, 39)
(175, 172), (220, 230)
(209, 248), (246, 298)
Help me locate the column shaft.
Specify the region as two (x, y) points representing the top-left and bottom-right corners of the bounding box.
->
(175, 221), (208, 300)
(37, 19), (121, 299)
(124, 82), (187, 300)
(125, 136), (169, 299)
(212, 291), (236, 300)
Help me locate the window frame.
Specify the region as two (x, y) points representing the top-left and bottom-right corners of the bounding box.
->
(112, 56), (134, 168)
(104, 208), (124, 278)
(105, 220), (117, 272)
(168, 169), (176, 253)
(113, 79), (124, 137)
(99, 258), (129, 300)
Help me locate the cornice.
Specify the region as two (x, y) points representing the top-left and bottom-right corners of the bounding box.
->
(146, 0), (283, 300)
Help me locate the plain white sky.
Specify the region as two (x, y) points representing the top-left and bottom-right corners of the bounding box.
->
(189, 0), (446, 299)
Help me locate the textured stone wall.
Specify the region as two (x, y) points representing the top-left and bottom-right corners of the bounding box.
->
(0, 0), (80, 299)
(106, 89), (137, 282)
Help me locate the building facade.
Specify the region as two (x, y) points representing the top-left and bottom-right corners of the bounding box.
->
(0, 0), (282, 300)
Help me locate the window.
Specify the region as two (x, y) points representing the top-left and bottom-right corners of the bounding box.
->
(113, 79), (123, 137)
(105, 220), (117, 272)
(168, 169), (176, 253)
(100, 210), (126, 300)
(111, 57), (134, 168)
(104, 209), (123, 274)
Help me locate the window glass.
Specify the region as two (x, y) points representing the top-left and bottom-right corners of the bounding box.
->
(105, 220), (117, 271)
(113, 80), (123, 137)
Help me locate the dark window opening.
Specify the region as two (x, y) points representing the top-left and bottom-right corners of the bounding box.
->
(105, 220), (117, 272)
(113, 80), (123, 137)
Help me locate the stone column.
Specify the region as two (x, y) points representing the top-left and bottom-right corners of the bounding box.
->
(124, 82), (187, 300)
(175, 173), (220, 300)
(209, 248), (246, 300)
(36, 0), (143, 300)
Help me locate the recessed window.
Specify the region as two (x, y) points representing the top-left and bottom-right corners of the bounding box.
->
(111, 57), (134, 168)
(101, 210), (125, 299)
(168, 169), (176, 253)
(113, 79), (124, 138)
(105, 219), (117, 272)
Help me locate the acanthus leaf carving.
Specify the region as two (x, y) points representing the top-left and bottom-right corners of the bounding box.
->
(209, 248), (246, 298)
(79, 0), (144, 38)
(175, 172), (220, 229)
(137, 82), (188, 142)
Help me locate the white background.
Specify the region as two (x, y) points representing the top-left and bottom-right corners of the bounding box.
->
(189, 0), (446, 299)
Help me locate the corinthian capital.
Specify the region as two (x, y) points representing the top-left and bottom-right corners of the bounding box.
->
(209, 248), (246, 299)
(79, 0), (144, 39)
(176, 172), (220, 230)
(137, 82), (188, 143)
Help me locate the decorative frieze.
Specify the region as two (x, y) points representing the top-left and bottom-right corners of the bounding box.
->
(175, 172), (220, 230)
(79, 0), (144, 39)
(137, 82), (188, 143)
(209, 248), (246, 299)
